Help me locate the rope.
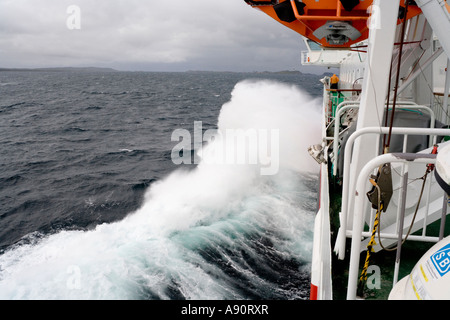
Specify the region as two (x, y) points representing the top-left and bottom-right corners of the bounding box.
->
(358, 146), (438, 297)
(357, 179), (383, 297)
(358, 172), (427, 296)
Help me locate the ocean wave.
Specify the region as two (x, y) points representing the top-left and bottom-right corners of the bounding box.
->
(0, 73), (322, 300)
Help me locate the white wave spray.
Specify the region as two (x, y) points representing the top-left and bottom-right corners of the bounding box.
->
(0, 80), (321, 299)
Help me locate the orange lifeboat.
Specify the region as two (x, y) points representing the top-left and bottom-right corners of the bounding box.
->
(244, 0), (423, 48)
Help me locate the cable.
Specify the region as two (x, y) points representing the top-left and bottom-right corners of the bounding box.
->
(377, 170), (429, 251)
(385, 0), (410, 153)
(358, 161), (430, 296)
(357, 179), (383, 297)
(378, 145), (438, 251)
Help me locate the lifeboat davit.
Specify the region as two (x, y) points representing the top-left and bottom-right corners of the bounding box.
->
(244, 0), (423, 48)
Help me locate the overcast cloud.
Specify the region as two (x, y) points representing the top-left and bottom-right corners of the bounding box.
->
(0, 0), (322, 72)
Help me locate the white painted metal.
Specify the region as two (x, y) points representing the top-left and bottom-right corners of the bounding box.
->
(389, 235), (450, 300)
(332, 103), (435, 177)
(353, 0), (400, 129)
(335, 127), (450, 260)
(415, 0), (450, 60)
(331, 101), (361, 176)
(436, 144), (450, 187)
(344, 0), (401, 246)
(301, 37), (352, 68)
(295, 0), (450, 300)
(310, 156), (332, 300)
(346, 153), (438, 300)
(443, 58), (450, 123)
(310, 88), (334, 300)
(396, 47), (443, 96)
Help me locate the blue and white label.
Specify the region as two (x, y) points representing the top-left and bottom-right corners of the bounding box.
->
(430, 243), (450, 278)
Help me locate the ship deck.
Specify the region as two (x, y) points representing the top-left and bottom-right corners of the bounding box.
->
(328, 178), (450, 299)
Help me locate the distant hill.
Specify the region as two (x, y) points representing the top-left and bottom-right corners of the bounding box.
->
(0, 67), (118, 72)
(259, 70), (302, 75)
(185, 70), (303, 75)
(322, 72), (334, 77)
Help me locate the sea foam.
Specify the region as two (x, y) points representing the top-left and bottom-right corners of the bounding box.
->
(0, 79), (321, 299)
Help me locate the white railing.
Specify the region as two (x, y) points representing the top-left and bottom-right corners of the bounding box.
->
(345, 152), (447, 300)
(310, 149), (332, 300)
(335, 127), (450, 261)
(331, 101), (436, 176)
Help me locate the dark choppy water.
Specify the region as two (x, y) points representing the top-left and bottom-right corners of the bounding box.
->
(0, 70), (323, 299)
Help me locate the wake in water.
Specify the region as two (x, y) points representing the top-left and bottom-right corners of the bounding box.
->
(0, 80), (321, 299)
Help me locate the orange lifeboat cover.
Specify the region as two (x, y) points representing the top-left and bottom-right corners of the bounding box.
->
(246, 0), (423, 48)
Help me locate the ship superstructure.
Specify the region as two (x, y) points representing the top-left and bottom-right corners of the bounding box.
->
(244, 0), (450, 300)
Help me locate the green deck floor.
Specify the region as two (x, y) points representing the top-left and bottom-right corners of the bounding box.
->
(328, 179), (450, 300)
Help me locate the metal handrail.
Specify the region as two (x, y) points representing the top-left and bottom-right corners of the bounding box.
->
(346, 153), (440, 300)
(335, 127), (450, 260)
(332, 102), (435, 176)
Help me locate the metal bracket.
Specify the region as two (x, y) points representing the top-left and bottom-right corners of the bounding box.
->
(366, 163), (393, 212)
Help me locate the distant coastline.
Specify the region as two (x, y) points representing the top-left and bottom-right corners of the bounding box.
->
(0, 67), (302, 74)
(0, 67), (330, 77)
(0, 67), (118, 72)
(185, 69), (303, 74)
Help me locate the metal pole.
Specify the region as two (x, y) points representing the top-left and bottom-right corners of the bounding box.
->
(416, 0), (450, 59)
(393, 170), (408, 285)
(442, 58), (450, 124)
(347, 153), (437, 300)
(396, 48), (443, 95)
(337, 127), (450, 261)
(439, 193), (448, 240)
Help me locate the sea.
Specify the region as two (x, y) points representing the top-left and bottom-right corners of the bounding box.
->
(0, 70), (323, 300)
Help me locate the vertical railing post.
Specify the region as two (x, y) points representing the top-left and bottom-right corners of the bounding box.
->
(439, 194), (448, 240)
(393, 170), (409, 285)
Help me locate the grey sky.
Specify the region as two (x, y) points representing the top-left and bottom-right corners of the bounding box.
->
(0, 0), (324, 73)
